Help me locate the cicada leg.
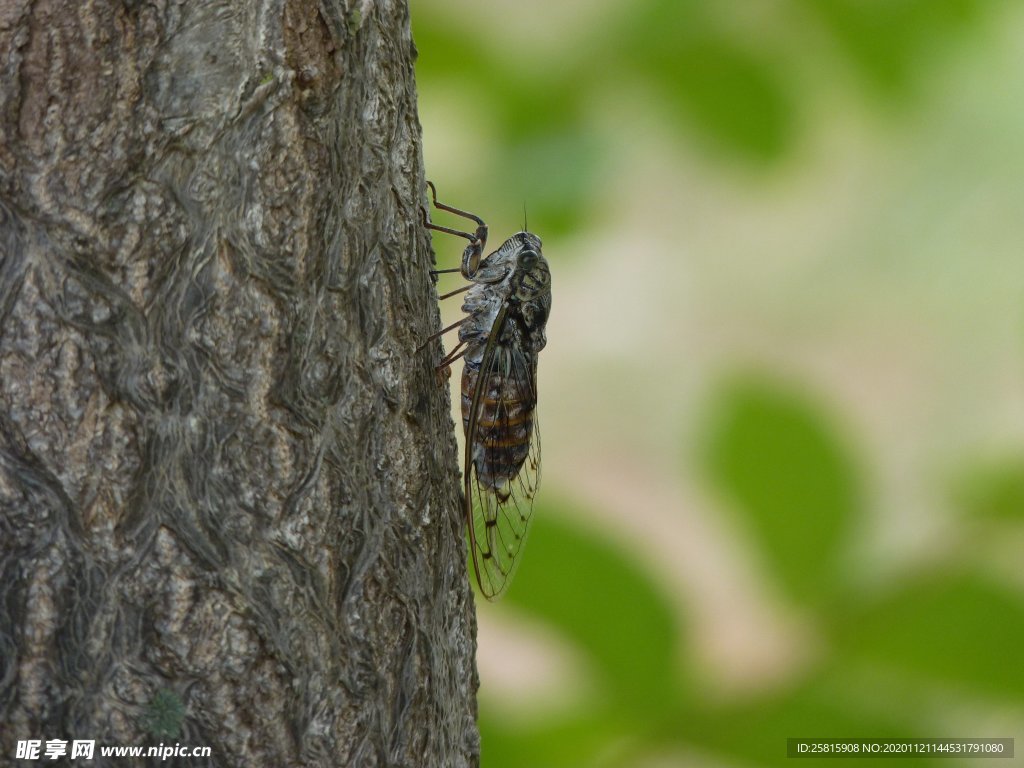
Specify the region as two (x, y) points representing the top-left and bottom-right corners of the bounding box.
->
(416, 315), (470, 386)
(438, 283), (472, 301)
(420, 181), (487, 383)
(434, 339), (469, 385)
(422, 181), (488, 278)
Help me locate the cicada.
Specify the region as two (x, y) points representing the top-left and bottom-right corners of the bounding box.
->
(422, 182), (551, 600)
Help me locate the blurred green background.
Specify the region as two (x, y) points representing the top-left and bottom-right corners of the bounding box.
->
(412, 1), (1024, 765)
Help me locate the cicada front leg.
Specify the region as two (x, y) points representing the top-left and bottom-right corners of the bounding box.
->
(420, 181), (486, 381)
(423, 181), (488, 278)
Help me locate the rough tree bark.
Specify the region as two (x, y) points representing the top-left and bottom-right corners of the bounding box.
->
(0, 0), (479, 765)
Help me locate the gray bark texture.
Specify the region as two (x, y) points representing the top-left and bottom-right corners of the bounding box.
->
(0, 0), (480, 765)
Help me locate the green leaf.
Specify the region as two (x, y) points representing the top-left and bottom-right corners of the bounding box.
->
(679, 676), (944, 768)
(953, 456), (1024, 522)
(500, 503), (683, 714)
(479, 709), (630, 768)
(411, 10), (495, 85)
(413, 9), (595, 238)
(838, 572), (1024, 700)
(658, 37), (793, 163)
(699, 374), (861, 604)
(799, 0), (991, 99)
(621, 0), (793, 163)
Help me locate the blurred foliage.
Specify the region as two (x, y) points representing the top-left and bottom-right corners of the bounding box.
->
(953, 457), (1024, 521)
(797, 0), (992, 98)
(620, 1), (793, 163)
(414, 0), (1022, 765)
(475, 374), (1024, 767)
(837, 572), (1024, 701)
(413, 0), (1002, 236)
(504, 510), (682, 714)
(700, 375), (859, 606)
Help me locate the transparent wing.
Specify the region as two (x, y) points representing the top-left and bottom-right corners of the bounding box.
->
(464, 332), (541, 601)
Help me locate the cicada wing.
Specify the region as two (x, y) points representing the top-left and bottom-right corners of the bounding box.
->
(464, 337), (541, 601)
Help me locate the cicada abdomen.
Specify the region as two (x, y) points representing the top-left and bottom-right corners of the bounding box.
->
(461, 351), (534, 497)
(422, 183), (551, 600)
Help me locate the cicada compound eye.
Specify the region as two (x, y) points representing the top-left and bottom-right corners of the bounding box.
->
(463, 243), (482, 277)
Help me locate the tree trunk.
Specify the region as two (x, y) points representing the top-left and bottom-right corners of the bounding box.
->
(0, 0), (478, 765)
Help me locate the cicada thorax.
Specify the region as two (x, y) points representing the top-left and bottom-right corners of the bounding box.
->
(461, 347), (537, 496)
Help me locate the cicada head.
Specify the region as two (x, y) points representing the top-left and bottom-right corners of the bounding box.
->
(511, 235), (549, 299)
(508, 232), (551, 354)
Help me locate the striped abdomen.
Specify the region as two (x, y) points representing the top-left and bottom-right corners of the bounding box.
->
(462, 359), (535, 493)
